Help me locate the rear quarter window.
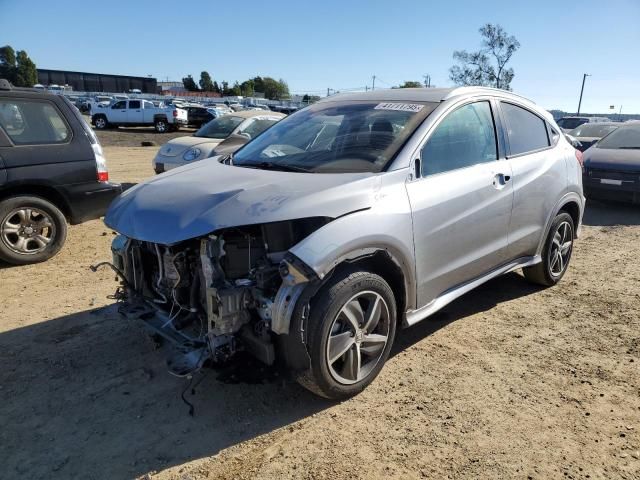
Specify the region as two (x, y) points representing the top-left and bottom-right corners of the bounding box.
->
(0, 98), (71, 145)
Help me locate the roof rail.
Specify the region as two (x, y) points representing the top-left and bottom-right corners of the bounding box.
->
(443, 86), (535, 104)
(0, 79), (12, 91)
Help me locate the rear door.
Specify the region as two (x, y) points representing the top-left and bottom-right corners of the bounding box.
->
(497, 101), (566, 259)
(406, 99), (514, 307)
(141, 100), (156, 123)
(0, 124), (9, 186)
(126, 100), (142, 124)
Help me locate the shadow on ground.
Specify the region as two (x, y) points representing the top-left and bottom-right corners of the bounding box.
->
(393, 271), (541, 355)
(582, 199), (640, 227)
(0, 271), (542, 479)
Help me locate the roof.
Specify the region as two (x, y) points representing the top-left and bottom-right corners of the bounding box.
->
(318, 86), (535, 105)
(227, 109), (286, 119)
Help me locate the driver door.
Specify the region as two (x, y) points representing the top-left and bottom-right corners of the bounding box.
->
(109, 100), (127, 123)
(405, 100), (514, 307)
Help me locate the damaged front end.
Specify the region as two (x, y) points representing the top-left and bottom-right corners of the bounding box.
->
(103, 218), (326, 377)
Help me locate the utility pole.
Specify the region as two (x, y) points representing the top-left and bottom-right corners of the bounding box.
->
(423, 74), (431, 88)
(327, 87), (330, 97)
(372, 75), (376, 91)
(577, 73), (591, 115)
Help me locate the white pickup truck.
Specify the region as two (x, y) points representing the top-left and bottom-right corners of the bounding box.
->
(91, 99), (188, 133)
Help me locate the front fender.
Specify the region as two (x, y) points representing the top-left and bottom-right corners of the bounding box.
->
(289, 171), (416, 311)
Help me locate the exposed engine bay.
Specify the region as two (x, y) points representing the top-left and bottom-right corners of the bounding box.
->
(104, 218), (329, 376)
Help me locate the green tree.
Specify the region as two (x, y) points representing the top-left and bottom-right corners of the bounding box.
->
(227, 81), (241, 96)
(199, 71), (214, 91)
(240, 79), (255, 97)
(221, 81), (229, 95)
(449, 23), (520, 91)
(256, 76), (289, 100)
(182, 74), (199, 91)
(0, 45), (17, 83)
(397, 81), (423, 88)
(15, 50), (37, 87)
(212, 81), (221, 94)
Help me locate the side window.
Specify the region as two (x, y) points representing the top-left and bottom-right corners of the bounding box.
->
(0, 99), (71, 145)
(128, 100), (141, 109)
(239, 119), (278, 139)
(143, 101), (154, 109)
(501, 102), (550, 155)
(421, 101), (497, 176)
(112, 101), (126, 109)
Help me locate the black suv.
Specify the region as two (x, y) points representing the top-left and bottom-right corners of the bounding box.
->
(0, 79), (121, 265)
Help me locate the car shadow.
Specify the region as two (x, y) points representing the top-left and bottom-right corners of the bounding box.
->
(582, 199), (640, 227)
(1, 272), (543, 479)
(393, 272), (543, 356)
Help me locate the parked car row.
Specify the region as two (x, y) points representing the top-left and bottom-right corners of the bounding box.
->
(3, 78), (639, 400)
(152, 110), (285, 173)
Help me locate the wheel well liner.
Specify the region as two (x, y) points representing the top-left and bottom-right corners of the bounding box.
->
(335, 250), (407, 323)
(559, 200), (580, 238)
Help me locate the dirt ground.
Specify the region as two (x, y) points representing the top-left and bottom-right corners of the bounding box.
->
(0, 138), (639, 480)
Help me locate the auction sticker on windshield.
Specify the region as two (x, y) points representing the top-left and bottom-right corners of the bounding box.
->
(374, 103), (424, 112)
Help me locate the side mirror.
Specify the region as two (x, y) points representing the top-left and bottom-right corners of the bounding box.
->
(237, 132), (251, 140)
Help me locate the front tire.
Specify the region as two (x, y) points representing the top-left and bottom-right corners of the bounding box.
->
(523, 212), (574, 286)
(93, 115), (108, 129)
(0, 196), (68, 265)
(154, 118), (168, 133)
(296, 268), (397, 399)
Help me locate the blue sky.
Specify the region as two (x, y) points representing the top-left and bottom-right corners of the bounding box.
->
(2, 0), (639, 113)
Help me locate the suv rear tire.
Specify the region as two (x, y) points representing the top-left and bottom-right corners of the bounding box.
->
(523, 212), (574, 286)
(154, 118), (168, 133)
(296, 268), (397, 399)
(0, 196), (68, 265)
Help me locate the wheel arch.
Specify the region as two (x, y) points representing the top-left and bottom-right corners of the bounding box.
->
(536, 192), (584, 255)
(0, 185), (71, 220)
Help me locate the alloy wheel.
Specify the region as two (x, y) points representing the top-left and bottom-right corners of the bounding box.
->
(1, 207), (55, 255)
(549, 220), (573, 277)
(326, 291), (391, 385)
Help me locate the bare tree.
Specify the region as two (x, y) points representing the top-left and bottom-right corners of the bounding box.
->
(449, 24), (520, 91)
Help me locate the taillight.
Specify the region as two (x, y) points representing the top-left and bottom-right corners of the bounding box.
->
(575, 149), (584, 171)
(92, 143), (109, 182)
(173, 110), (178, 117)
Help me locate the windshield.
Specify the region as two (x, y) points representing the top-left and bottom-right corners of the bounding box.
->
(558, 118), (588, 130)
(194, 115), (244, 139)
(569, 124), (619, 138)
(597, 124), (640, 149)
(232, 100), (437, 173)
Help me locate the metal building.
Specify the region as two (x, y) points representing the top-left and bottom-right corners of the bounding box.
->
(36, 69), (158, 93)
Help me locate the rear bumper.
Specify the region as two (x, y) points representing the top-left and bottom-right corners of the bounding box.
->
(61, 181), (122, 224)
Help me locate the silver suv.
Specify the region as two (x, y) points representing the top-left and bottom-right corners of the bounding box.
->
(102, 87), (584, 399)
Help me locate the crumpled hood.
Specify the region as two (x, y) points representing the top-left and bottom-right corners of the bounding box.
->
(104, 158), (378, 244)
(158, 136), (222, 157)
(584, 146), (640, 171)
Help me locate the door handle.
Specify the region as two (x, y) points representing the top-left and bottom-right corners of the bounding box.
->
(492, 173), (511, 188)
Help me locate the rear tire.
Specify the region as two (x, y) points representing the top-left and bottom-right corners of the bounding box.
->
(154, 118), (168, 133)
(0, 196), (67, 265)
(523, 212), (574, 286)
(296, 268), (397, 399)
